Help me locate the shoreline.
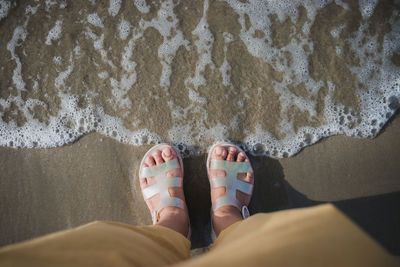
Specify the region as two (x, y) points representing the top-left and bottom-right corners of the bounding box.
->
(0, 114), (399, 251)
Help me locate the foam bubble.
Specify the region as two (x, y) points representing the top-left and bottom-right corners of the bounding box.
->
(0, 1), (11, 21)
(0, 0), (399, 160)
(87, 13), (104, 28)
(359, 0), (379, 19)
(134, 0), (150, 14)
(98, 71), (109, 79)
(335, 0), (350, 10)
(45, 0), (57, 12)
(53, 56), (62, 65)
(185, 0), (215, 89)
(138, 0), (189, 88)
(45, 20), (62, 45)
(25, 4), (39, 15)
(219, 44), (232, 87)
(108, 0), (121, 17)
(54, 53), (73, 90)
(7, 25), (27, 92)
(118, 19), (131, 40)
(330, 25), (344, 38)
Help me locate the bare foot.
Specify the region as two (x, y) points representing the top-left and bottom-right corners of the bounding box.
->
(209, 144), (254, 237)
(140, 145), (189, 237)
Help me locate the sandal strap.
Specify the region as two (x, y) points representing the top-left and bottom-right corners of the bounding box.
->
(242, 205), (250, 219)
(140, 158), (185, 220)
(210, 159), (253, 211)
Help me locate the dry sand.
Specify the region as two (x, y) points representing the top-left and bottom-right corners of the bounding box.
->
(0, 114), (399, 252)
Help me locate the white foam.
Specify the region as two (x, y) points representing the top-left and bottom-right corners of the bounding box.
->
(54, 53), (73, 90)
(134, 0), (150, 14)
(73, 45), (81, 56)
(53, 56), (62, 65)
(45, 20), (63, 45)
(0, 1), (11, 21)
(108, 0), (121, 17)
(0, 0), (399, 161)
(359, 0), (379, 19)
(335, 0), (350, 10)
(98, 71), (109, 79)
(185, 0), (214, 89)
(215, 0), (400, 157)
(87, 13), (104, 28)
(138, 0), (189, 88)
(219, 46), (232, 87)
(330, 24), (344, 38)
(25, 4), (39, 15)
(223, 32), (234, 43)
(85, 28), (115, 68)
(118, 19), (131, 40)
(59, 2), (67, 9)
(7, 25), (27, 92)
(188, 89), (207, 104)
(45, 0), (57, 12)
(335, 46), (342, 56)
(109, 77), (133, 112)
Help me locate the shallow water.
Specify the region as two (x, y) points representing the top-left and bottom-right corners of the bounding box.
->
(0, 0), (399, 157)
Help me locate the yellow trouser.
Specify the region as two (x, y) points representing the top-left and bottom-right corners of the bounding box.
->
(0, 204), (398, 267)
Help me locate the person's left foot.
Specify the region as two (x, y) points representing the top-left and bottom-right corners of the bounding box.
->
(208, 143), (254, 236)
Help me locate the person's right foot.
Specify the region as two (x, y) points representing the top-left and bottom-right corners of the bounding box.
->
(139, 145), (189, 237)
(208, 144), (254, 236)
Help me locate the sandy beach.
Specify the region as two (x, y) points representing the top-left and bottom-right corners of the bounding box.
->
(0, 0), (399, 256)
(0, 113), (399, 252)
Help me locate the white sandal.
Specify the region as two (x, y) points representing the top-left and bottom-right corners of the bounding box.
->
(207, 142), (254, 240)
(139, 144), (190, 236)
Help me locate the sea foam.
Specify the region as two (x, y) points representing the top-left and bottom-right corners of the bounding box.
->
(0, 0), (399, 158)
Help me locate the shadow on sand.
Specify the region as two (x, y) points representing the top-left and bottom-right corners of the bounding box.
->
(184, 155), (400, 255)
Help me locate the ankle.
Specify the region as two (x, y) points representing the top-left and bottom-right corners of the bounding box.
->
(157, 208), (189, 237)
(212, 206), (243, 236)
(213, 206), (242, 219)
(158, 208), (187, 222)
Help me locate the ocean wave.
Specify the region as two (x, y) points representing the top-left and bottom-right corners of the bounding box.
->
(0, 0), (399, 158)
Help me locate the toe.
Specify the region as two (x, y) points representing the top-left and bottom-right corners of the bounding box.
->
(226, 146), (237, 162)
(162, 146), (175, 162)
(243, 159), (254, 183)
(144, 155), (157, 185)
(210, 145), (228, 201)
(212, 145), (227, 160)
(145, 155), (156, 166)
(237, 152), (246, 162)
(140, 163), (149, 187)
(152, 150), (164, 165)
(168, 187), (185, 200)
(244, 170), (254, 183)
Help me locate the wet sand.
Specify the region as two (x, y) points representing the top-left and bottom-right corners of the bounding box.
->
(0, 114), (399, 253)
(0, 1), (399, 158)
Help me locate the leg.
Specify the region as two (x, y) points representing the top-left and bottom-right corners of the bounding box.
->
(0, 221), (190, 267)
(0, 144), (191, 267)
(176, 204), (397, 267)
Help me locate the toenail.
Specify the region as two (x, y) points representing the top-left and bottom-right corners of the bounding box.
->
(216, 147), (222, 155)
(163, 148), (171, 156)
(229, 147), (235, 152)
